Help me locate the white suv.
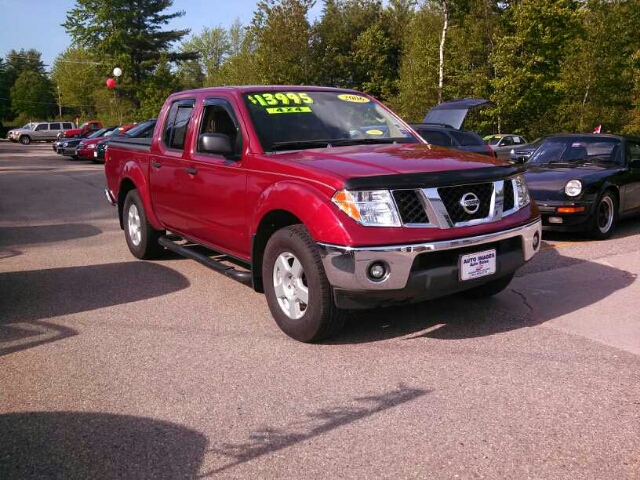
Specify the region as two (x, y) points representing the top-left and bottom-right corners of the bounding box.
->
(8, 121), (75, 144)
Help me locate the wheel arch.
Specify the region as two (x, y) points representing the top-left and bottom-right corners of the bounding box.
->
(251, 209), (303, 292)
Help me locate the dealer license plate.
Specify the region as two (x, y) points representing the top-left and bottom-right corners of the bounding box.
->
(459, 249), (496, 281)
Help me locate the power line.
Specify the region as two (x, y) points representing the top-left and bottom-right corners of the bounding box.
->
(0, 97), (96, 108)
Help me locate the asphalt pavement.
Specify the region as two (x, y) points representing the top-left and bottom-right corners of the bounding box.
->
(1, 141), (639, 479)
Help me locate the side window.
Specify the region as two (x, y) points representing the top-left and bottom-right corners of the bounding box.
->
(198, 102), (241, 154)
(501, 136), (514, 146)
(50, 123), (61, 130)
(513, 136), (522, 144)
(35, 124), (48, 131)
(163, 101), (194, 150)
(627, 142), (640, 162)
(418, 129), (453, 147)
(63, 123), (73, 129)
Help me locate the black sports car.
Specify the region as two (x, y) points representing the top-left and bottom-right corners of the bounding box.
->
(524, 134), (640, 239)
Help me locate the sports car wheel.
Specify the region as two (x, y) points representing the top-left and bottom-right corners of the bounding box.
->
(589, 191), (617, 240)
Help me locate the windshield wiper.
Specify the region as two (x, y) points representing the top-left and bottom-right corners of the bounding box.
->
(270, 139), (333, 151)
(270, 137), (413, 152)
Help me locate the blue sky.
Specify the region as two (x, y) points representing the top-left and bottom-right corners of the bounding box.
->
(0, 0), (323, 68)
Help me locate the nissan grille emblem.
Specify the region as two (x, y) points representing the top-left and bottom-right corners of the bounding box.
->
(459, 192), (481, 215)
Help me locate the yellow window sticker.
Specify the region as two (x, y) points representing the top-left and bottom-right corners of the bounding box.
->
(338, 94), (370, 103)
(266, 106), (313, 115)
(248, 92), (314, 107)
(365, 129), (384, 135)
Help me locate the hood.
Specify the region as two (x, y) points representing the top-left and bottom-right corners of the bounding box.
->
(266, 143), (512, 188)
(423, 98), (493, 129)
(524, 164), (616, 199)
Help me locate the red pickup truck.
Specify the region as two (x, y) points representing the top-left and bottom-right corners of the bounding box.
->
(59, 120), (103, 139)
(104, 86), (541, 342)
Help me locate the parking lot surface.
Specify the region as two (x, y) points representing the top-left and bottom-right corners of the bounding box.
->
(1, 142), (639, 479)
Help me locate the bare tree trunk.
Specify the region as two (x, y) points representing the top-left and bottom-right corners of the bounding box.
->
(438, 0), (449, 104)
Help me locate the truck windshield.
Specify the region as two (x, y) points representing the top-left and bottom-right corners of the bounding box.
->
(243, 91), (418, 152)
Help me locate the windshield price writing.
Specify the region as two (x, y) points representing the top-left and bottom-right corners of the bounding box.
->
(248, 92), (314, 107)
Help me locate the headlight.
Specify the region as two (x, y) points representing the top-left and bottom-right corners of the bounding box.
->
(565, 180), (582, 197)
(88, 144), (96, 149)
(332, 189), (401, 227)
(514, 175), (530, 208)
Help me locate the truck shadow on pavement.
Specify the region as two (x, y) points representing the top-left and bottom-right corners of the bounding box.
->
(331, 246), (636, 344)
(0, 412), (207, 480)
(0, 262), (190, 356)
(0, 223), (101, 247)
(201, 385), (429, 476)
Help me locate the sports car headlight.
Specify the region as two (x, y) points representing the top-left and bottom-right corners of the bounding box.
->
(565, 180), (582, 197)
(514, 175), (530, 208)
(332, 189), (401, 227)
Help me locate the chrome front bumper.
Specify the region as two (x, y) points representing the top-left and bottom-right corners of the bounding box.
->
(317, 218), (541, 291)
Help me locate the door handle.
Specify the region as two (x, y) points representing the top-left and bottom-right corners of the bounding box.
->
(185, 167), (198, 175)
(152, 161), (162, 168)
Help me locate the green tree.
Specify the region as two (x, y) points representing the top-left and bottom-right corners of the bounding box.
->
(490, 0), (582, 138)
(251, 0), (315, 84)
(396, 4), (442, 120)
(180, 26), (231, 88)
(2, 49), (48, 118)
(10, 71), (54, 119)
(214, 26), (262, 86)
(51, 48), (103, 117)
(0, 58), (10, 120)
(63, 0), (196, 87)
(138, 58), (181, 118)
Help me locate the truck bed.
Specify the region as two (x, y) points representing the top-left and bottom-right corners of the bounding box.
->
(109, 137), (152, 152)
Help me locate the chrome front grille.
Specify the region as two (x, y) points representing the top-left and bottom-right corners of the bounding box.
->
(437, 183), (493, 223)
(391, 178), (517, 228)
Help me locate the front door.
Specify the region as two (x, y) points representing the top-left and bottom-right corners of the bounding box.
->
(624, 140), (640, 211)
(148, 99), (195, 235)
(184, 98), (249, 258)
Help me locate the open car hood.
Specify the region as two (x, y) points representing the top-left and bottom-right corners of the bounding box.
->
(423, 98), (493, 130)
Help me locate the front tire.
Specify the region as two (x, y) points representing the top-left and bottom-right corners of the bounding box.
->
(123, 190), (164, 259)
(589, 191), (617, 240)
(262, 225), (345, 342)
(19, 135), (31, 145)
(461, 273), (514, 299)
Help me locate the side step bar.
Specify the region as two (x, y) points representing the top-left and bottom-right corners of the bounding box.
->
(158, 236), (253, 286)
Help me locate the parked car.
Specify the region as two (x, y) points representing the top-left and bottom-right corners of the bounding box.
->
(58, 120), (103, 139)
(75, 126), (120, 160)
(59, 126), (127, 159)
(509, 137), (545, 164)
(9, 121), (75, 144)
(485, 134), (528, 159)
(104, 86), (541, 342)
(524, 134), (640, 239)
(411, 124), (497, 157)
(410, 98), (497, 157)
(93, 120), (155, 163)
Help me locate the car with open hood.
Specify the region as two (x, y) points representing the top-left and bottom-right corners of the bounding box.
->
(524, 134), (640, 239)
(411, 99), (496, 157)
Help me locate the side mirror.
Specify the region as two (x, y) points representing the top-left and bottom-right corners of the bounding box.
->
(198, 133), (233, 156)
(630, 159), (640, 170)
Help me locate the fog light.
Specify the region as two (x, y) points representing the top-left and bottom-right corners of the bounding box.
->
(368, 262), (388, 281)
(532, 231), (540, 250)
(548, 216), (563, 224)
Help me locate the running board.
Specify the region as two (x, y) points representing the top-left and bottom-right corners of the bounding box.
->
(158, 236), (253, 285)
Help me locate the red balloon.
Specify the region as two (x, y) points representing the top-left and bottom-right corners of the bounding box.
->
(106, 78), (117, 89)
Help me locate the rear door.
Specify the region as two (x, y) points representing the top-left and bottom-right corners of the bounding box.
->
(185, 97), (248, 256)
(49, 123), (62, 140)
(149, 99), (195, 234)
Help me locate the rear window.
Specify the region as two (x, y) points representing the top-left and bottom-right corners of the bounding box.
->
(418, 129), (453, 147)
(450, 130), (483, 146)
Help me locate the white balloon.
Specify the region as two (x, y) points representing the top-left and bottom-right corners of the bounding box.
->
(113, 67), (122, 77)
